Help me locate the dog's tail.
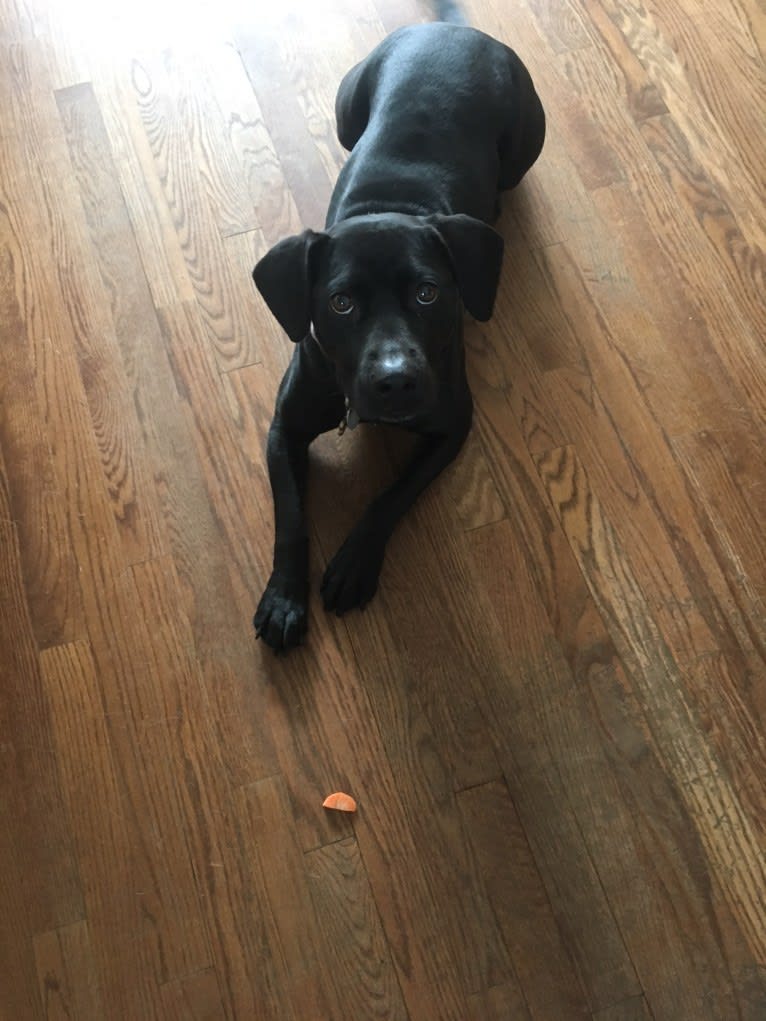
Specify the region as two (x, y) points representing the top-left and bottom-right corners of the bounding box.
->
(432, 0), (468, 25)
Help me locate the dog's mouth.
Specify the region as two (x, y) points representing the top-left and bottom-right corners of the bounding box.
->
(347, 370), (437, 429)
(343, 401), (421, 431)
(376, 412), (419, 426)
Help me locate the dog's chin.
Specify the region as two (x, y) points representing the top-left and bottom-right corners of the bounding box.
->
(353, 397), (434, 429)
(350, 383), (437, 429)
(358, 408), (436, 432)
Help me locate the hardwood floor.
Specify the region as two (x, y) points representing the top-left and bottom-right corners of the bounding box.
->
(1, 0), (764, 1017)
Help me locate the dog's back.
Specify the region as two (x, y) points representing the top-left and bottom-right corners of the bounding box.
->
(329, 22), (544, 225)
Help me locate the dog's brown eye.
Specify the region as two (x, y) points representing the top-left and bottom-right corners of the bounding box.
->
(330, 293), (354, 315)
(416, 282), (438, 305)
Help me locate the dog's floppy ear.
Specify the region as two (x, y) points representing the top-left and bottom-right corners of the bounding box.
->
(429, 214), (504, 321)
(252, 230), (327, 342)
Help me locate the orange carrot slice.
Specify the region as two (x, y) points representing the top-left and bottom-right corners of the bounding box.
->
(322, 792), (357, 813)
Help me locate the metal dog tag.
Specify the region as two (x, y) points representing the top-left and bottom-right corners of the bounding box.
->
(338, 398), (359, 436)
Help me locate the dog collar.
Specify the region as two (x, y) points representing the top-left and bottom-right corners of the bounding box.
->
(338, 397), (360, 436)
(310, 322), (359, 435)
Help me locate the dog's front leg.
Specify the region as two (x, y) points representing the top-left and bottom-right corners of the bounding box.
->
(254, 419), (314, 652)
(321, 401), (472, 615)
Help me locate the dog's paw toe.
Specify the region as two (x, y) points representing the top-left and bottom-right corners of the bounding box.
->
(254, 577), (308, 653)
(321, 536), (384, 616)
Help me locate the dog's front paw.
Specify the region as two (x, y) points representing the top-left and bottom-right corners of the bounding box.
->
(321, 531), (386, 616)
(254, 573), (308, 653)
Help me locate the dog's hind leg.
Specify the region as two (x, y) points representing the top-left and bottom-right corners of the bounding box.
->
(335, 59), (373, 151)
(497, 51), (546, 191)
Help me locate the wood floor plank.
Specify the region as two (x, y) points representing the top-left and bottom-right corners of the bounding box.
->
(0, 517), (83, 933)
(7, 254), (217, 999)
(465, 394), (766, 1018)
(235, 7), (353, 195)
(305, 837), (410, 1021)
(0, 523), (80, 1020)
(0, 227), (83, 646)
(162, 45), (260, 239)
(551, 39), (766, 420)
(40, 641), (164, 1019)
(587, 179), (761, 437)
(535, 446), (766, 1007)
(54, 80), (265, 648)
(592, 994), (653, 1021)
(527, 239), (764, 671)
(580, 0), (668, 123)
(235, 776), (342, 1020)
(673, 426), (766, 612)
(129, 51), (260, 370)
(459, 523), (640, 1012)
(595, 0), (764, 237)
(235, 21), (338, 228)
(281, 674), (472, 1015)
(203, 42), (303, 245)
(91, 66), (197, 310)
(638, 111), (764, 339)
(33, 920), (104, 1021)
(441, 421), (507, 532)
(129, 556), (289, 1020)
(638, 0), (766, 238)
(458, 780), (590, 1018)
(50, 70), (281, 792)
(466, 981), (532, 1021)
(53, 83), (167, 567)
(243, 608), (476, 1018)
(526, 0), (592, 54)
(159, 969), (227, 1021)
(0, 41), (91, 646)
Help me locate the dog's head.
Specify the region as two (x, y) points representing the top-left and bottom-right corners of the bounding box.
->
(253, 213), (503, 424)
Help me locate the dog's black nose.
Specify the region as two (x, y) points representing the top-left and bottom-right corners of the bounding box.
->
(372, 350), (419, 398)
(357, 342), (433, 422)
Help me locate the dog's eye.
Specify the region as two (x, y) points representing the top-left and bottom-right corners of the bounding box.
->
(330, 293), (354, 315)
(416, 282), (438, 305)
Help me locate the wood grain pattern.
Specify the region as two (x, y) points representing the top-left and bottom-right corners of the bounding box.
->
(305, 837), (409, 1021)
(466, 980), (532, 1021)
(159, 969), (226, 1021)
(535, 446), (766, 1000)
(0, 513), (83, 1020)
(33, 921), (104, 1021)
(1, 0), (764, 1018)
(458, 780), (590, 1018)
(40, 641), (164, 1019)
(130, 53), (260, 370)
(55, 83), (167, 567)
(592, 994), (653, 1021)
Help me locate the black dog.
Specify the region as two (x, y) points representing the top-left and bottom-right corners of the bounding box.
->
(252, 4), (545, 651)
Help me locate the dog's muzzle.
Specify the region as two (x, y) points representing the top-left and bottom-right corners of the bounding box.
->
(353, 339), (435, 424)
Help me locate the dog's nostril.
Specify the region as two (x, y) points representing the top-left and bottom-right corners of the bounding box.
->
(369, 349), (379, 361)
(375, 373), (418, 397)
(408, 347), (416, 356)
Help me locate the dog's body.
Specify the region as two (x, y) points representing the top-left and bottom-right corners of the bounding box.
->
(253, 9), (545, 651)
